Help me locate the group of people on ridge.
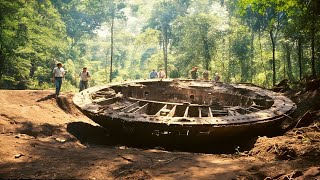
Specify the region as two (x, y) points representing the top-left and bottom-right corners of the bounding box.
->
(149, 68), (166, 79)
(52, 62), (91, 97)
(149, 66), (220, 82)
(53, 62), (221, 98)
(190, 66), (220, 81)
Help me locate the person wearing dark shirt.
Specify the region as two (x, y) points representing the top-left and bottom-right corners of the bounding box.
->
(149, 69), (158, 79)
(191, 67), (198, 80)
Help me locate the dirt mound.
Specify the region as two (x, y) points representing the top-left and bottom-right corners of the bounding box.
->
(249, 89), (320, 160)
(37, 93), (81, 116)
(278, 89), (320, 131)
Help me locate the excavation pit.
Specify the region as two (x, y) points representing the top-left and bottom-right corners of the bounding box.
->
(73, 79), (296, 144)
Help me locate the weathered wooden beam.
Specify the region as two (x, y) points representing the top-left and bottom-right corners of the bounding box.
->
(133, 103), (149, 114)
(208, 107), (213, 117)
(250, 106), (263, 111)
(183, 106), (189, 117)
(228, 110), (241, 116)
(167, 105), (177, 117)
(121, 101), (140, 113)
(155, 104), (168, 116)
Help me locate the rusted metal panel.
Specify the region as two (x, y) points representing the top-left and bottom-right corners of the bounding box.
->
(73, 79), (296, 138)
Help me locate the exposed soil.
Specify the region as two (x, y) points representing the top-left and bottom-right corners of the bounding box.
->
(0, 89), (319, 179)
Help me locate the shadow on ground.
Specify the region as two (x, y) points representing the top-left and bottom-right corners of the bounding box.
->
(67, 121), (259, 154)
(36, 94), (56, 102)
(16, 121), (62, 138)
(67, 122), (116, 145)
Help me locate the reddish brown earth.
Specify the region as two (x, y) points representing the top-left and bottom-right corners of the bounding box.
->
(0, 89), (319, 179)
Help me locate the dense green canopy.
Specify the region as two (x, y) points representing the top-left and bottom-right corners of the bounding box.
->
(0, 0), (319, 90)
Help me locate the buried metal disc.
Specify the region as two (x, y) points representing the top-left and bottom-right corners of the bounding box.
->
(73, 79), (296, 140)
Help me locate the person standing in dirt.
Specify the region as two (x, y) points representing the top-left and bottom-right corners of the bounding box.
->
(149, 69), (158, 79)
(191, 67), (198, 80)
(158, 68), (166, 79)
(79, 67), (91, 91)
(203, 70), (209, 80)
(52, 62), (65, 97)
(214, 72), (220, 82)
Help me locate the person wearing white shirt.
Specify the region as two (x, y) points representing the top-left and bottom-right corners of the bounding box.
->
(52, 62), (65, 97)
(79, 67), (91, 91)
(158, 68), (166, 79)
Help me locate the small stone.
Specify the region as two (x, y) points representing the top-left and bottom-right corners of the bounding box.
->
(54, 137), (66, 142)
(14, 153), (24, 158)
(118, 146), (127, 150)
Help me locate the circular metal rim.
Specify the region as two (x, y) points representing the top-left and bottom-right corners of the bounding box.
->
(73, 79), (296, 126)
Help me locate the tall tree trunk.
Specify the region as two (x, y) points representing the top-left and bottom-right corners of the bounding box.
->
(240, 58), (246, 82)
(109, 15), (114, 83)
(298, 37), (303, 80)
(250, 25), (254, 82)
(258, 29), (268, 86)
(311, 22), (316, 78)
(163, 26), (168, 76)
(283, 55), (286, 80)
(203, 38), (211, 70)
(285, 43), (293, 81)
(202, 24), (211, 71)
(0, 47), (4, 79)
(29, 61), (36, 78)
(270, 29), (276, 86)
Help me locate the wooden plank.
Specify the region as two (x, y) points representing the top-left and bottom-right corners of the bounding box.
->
(133, 103), (149, 114)
(208, 107), (213, 117)
(129, 97), (181, 106)
(249, 106), (262, 111)
(121, 101), (140, 113)
(128, 97), (211, 107)
(228, 110), (241, 116)
(167, 105), (177, 117)
(93, 96), (118, 104)
(211, 109), (228, 116)
(155, 104), (168, 116)
(183, 106), (189, 117)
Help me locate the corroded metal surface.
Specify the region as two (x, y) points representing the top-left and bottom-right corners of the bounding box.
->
(73, 79), (296, 138)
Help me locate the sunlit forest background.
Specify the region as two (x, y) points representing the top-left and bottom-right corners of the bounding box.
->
(0, 0), (319, 91)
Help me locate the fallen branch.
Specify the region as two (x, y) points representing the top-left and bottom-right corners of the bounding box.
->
(294, 110), (312, 128)
(149, 156), (185, 169)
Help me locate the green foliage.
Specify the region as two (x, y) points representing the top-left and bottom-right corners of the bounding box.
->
(1, 0), (320, 90)
(172, 13), (219, 71)
(230, 25), (251, 82)
(0, 0), (67, 89)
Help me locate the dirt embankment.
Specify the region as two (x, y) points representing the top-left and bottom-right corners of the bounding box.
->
(0, 90), (319, 179)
